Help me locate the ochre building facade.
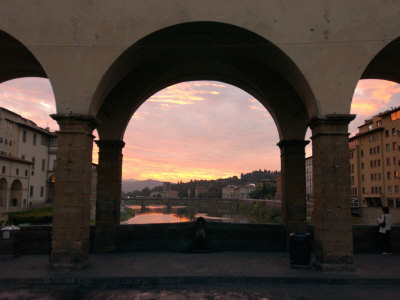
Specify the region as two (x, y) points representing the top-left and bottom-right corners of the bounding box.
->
(349, 107), (400, 211)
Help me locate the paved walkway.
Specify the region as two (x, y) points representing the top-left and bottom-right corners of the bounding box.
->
(0, 252), (400, 299)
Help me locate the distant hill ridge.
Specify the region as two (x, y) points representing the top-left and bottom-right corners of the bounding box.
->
(121, 179), (164, 193)
(121, 170), (279, 193)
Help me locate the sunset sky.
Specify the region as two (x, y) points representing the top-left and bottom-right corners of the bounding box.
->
(1, 78), (399, 183)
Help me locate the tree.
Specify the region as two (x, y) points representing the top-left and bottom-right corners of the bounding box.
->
(141, 187), (151, 197)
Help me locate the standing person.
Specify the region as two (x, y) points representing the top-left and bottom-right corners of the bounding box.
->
(377, 206), (392, 255)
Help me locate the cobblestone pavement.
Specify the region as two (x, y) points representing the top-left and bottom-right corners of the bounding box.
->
(1, 284), (400, 300)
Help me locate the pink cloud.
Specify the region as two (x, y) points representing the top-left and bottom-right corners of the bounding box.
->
(0, 78), (58, 131)
(5, 78), (399, 183)
(350, 79), (400, 134)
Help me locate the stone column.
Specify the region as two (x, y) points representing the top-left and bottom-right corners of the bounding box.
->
(310, 114), (355, 271)
(94, 140), (124, 252)
(50, 114), (97, 269)
(278, 140), (309, 236)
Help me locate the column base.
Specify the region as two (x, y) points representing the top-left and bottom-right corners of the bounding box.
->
(50, 251), (90, 270)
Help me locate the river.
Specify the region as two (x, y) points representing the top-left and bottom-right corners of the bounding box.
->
(121, 199), (283, 224)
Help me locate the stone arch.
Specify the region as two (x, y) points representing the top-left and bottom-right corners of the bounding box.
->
(10, 179), (22, 208)
(47, 174), (55, 203)
(361, 37), (400, 84)
(0, 29), (47, 84)
(91, 22), (317, 253)
(0, 178), (6, 207)
(93, 22), (317, 141)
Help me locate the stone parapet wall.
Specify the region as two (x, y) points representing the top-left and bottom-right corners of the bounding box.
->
(16, 224), (399, 254)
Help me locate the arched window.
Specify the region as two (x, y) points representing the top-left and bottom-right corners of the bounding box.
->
(0, 178), (7, 207)
(10, 180), (22, 208)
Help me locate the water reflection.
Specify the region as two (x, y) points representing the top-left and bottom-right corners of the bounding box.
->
(123, 212), (190, 224)
(121, 199), (283, 225)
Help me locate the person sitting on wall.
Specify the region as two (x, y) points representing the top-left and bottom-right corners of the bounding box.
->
(377, 206), (392, 255)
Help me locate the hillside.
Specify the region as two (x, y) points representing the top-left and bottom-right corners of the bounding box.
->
(121, 179), (164, 193)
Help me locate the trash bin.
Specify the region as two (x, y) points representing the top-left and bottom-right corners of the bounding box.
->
(0, 226), (20, 258)
(289, 232), (311, 266)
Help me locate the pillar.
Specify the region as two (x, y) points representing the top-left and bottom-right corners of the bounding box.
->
(94, 140), (124, 252)
(310, 114), (355, 271)
(278, 140), (309, 236)
(50, 114), (97, 269)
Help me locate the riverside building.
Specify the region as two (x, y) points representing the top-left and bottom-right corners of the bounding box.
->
(0, 107), (57, 216)
(349, 107), (400, 222)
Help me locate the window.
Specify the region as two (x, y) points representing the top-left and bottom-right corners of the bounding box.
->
(386, 144), (390, 152)
(41, 159), (45, 171)
(16, 168), (18, 175)
(385, 130), (389, 137)
(387, 172), (391, 180)
(351, 164), (354, 173)
(394, 157), (397, 165)
(25, 170), (28, 176)
(378, 159), (380, 167)
(395, 185), (399, 194)
(370, 161), (373, 168)
(391, 110), (400, 121)
(395, 170), (399, 178)
(388, 198), (394, 208)
(393, 142), (397, 151)
(50, 137), (57, 147)
(361, 150), (364, 157)
(22, 130), (26, 143)
(368, 125), (372, 130)
(4, 139), (7, 145)
(378, 173), (382, 180)
(370, 148), (372, 155)
(361, 174), (365, 182)
(40, 186), (44, 197)
(21, 154), (25, 160)
(377, 120), (382, 127)
(393, 128), (397, 136)
(370, 174), (374, 181)
(30, 186), (33, 197)
(1, 166), (5, 174)
(371, 187), (374, 193)
(53, 160), (56, 171)
(387, 158), (391, 166)
(377, 146), (380, 153)
(379, 186), (382, 193)
(351, 176), (354, 185)
(362, 187), (365, 194)
(33, 134), (36, 145)
(388, 185), (392, 194)
(397, 198), (400, 208)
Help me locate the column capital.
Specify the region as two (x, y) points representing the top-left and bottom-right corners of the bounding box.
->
(308, 114), (356, 129)
(309, 114), (356, 139)
(95, 139), (125, 149)
(277, 139), (310, 149)
(51, 114), (99, 132)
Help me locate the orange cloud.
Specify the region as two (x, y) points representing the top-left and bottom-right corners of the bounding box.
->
(352, 79), (400, 117)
